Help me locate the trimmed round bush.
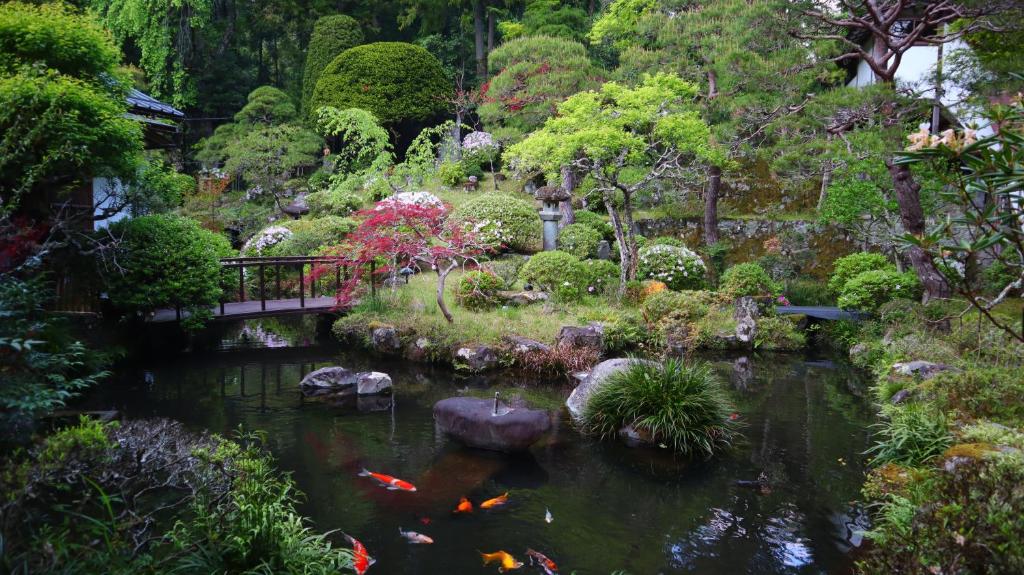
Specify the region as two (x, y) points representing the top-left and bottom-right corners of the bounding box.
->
(582, 358), (739, 457)
(519, 250), (587, 300)
(828, 252), (895, 295)
(302, 15), (364, 115)
(310, 42), (449, 125)
(451, 193), (541, 252)
(438, 161), (465, 186)
(580, 259), (620, 294)
(642, 290), (718, 324)
(280, 216), (356, 255)
(105, 215), (234, 326)
(637, 244), (706, 290)
(838, 269), (922, 312)
(306, 187), (363, 216)
(720, 262), (782, 298)
(453, 270), (505, 310)
(558, 223), (602, 259)
(572, 210), (614, 241)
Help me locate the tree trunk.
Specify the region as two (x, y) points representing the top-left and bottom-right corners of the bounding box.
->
(436, 260), (458, 323)
(452, 110), (463, 161)
(704, 165), (721, 245)
(487, 7), (495, 53)
(559, 165), (576, 229)
(472, 0), (487, 79)
(707, 70), (718, 100)
(605, 194), (631, 297)
(621, 190), (639, 280)
(886, 159), (952, 301)
(817, 157), (832, 211)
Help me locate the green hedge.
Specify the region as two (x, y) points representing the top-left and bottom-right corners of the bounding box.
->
(310, 42), (448, 125)
(301, 15), (363, 116)
(450, 193), (541, 252)
(557, 223), (602, 259)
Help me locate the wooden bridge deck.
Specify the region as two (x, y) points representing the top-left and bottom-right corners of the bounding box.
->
(150, 296), (339, 323)
(775, 305), (868, 321)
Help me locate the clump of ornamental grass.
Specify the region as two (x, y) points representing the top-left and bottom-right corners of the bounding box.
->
(582, 359), (740, 457)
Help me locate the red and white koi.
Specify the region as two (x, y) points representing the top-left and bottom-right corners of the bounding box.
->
(358, 468), (417, 492)
(344, 533), (375, 575)
(526, 548), (558, 574)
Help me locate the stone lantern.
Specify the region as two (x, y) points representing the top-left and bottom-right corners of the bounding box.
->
(535, 185), (570, 251)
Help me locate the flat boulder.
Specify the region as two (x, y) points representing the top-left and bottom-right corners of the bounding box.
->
(433, 397), (551, 452)
(566, 358), (657, 422)
(454, 345), (499, 372)
(300, 367), (392, 396)
(357, 372), (392, 395)
(556, 324), (603, 350)
(504, 335), (551, 355)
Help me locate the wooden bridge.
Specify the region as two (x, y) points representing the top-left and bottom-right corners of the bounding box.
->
(150, 256), (345, 323)
(775, 305), (869, 321)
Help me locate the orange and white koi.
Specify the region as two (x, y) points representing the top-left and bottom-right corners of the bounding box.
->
(526, 548), (558, 574)
(480, 492), (509, 509)
(453, 496), (473, 514)
(344, 534), (375, 575)
(358, 468), (417, 492)
(398, 527), (434, 544)
(480, 550), (524, 572)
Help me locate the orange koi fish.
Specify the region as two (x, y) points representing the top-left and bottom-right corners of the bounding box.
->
(344, 534), (375, 575)
(480, 550), (524, 572)
(480, 492), (509, 509)
(358, 468), (417, 492)
(453, 496), (473, 514)
(526, 548), (558, 574)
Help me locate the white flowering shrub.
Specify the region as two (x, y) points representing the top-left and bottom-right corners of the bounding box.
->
(375, 191), (444, 211)
(242, 225), (293, 256)
(637, 244), (706, 290)
(451, 193), (541, 252)
(462, 131), (497, 151)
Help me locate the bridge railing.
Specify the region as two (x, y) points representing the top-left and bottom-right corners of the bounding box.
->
(218, 256), (344, 316)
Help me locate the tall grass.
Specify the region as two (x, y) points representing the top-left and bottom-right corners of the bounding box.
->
(582, 359), (740, 457)
(866, 404), (953, 466)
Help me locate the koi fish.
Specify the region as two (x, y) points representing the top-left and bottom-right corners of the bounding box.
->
(480, 492), (509, 509)
(398, 527), (434, 544)
(344, 534), (375, 575)
(358, 468), (417, 492)
(453, 496), (473, 514)
(419, 516), (432, 525)
(544, 508), (553, 523)
(526, 548), (558, 574)
(480, 550), (524, 572)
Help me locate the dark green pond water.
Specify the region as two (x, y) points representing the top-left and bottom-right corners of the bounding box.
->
(85, 317), (874, 574)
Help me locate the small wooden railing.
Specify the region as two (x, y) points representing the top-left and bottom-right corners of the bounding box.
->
(218, 256), (343, 316)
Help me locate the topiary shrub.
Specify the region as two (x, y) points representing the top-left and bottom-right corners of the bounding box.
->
(453, 270), (505, 311)
(720, 262), (782, 298)
(579, 259), (620, 295)
(280, 216), (356, 255)
(572, 210), (614, 241)
(518, 250), (587, 300)
(557, 223), (602, 259)
(838, 269), (922, 312)
(451, 193), (541, 252)
(828, 252), (895, 295)
(105, 215), (234, 327)
(582, 358), (740, 456)
(310, 42), (449, 125)
(437, 161), (465, 186)
(301, 15), (363, 116)
(641, 289), (718, 324)
(637, 244), (706, 290)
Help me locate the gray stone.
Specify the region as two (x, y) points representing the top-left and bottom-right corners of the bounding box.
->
(504, 335), (551, 355)
(734, 296), (759, 344)
(566, 358), (658, 422)
(299, 367), (358, 391)
(405, 337), (433, 362)
(891, 361), (957, 380)
(356, 372), (392, 395)
(889, 388), (914, 405)
(433, 397), (552, 452)
(556, 324), (603, 350)
(498, 290), (549, 306)
(597, 240), (611, 260)
(371, 326), (401, 353)
(849, 342), (870, 362)
(454, 345), (499, 372)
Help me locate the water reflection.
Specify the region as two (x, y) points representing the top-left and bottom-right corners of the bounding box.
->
(83, 318), (874, 574)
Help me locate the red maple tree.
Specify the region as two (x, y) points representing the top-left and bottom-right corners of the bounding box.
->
(317, 200), (493, 323)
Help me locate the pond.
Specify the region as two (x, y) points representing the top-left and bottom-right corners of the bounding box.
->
(83, 317), (874, 574)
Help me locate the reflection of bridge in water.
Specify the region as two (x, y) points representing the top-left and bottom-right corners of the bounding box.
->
(150, 256), (346, 323)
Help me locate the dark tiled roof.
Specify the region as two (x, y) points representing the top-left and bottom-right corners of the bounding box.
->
(126, 88), (184, 118)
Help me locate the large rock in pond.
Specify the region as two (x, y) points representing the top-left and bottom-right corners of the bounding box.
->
(566, 358), (657, 422)
(433, 397), (551, 452)
(454, 345), (499, 372)
(299, 367), (392, 396)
